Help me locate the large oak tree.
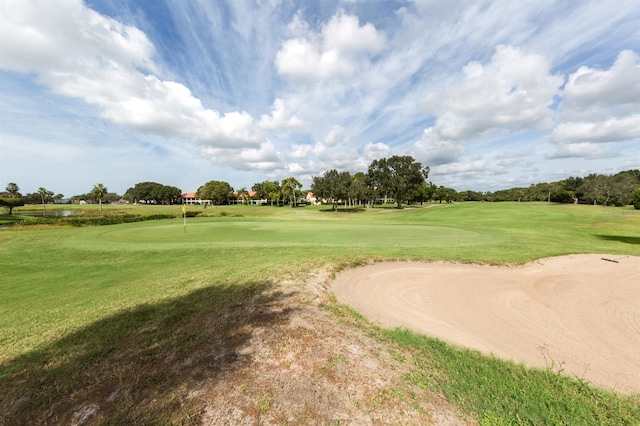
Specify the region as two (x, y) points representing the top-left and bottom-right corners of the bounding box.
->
(197, 180), (233, 205)
(367, 155), (430, 209)
(311, 169), (352, 211)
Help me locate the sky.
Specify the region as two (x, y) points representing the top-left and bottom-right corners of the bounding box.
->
(1, 0), (639, 197)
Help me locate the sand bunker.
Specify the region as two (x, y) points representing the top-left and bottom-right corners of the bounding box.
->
(331, 254), (640, 394)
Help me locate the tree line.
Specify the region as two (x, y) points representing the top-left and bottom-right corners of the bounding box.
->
(481, 170), (640, 207)
(2, 161), (639, 215)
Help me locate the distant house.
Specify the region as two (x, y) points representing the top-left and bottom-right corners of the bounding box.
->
(181, 192), (211, 205)
(232, 191), (267, 205)
(306, 192), (320, 205)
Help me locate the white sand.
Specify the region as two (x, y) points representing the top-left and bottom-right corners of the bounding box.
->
(331, 254), (640, 394)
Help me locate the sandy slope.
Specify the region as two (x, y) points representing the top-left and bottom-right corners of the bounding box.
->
(331, 254), (640, 394)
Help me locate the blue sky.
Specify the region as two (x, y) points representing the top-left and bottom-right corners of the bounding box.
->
(1, 0), (639, 197)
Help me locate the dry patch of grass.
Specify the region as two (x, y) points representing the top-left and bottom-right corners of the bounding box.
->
(1, 271), (470, 425)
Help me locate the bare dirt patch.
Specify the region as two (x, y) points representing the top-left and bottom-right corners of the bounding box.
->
(194, 270), (472, 425)
(331, 254), (640, 395)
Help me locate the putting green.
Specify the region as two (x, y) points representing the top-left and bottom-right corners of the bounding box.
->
(88, 219), (489, 249)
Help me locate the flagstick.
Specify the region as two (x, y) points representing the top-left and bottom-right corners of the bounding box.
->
(182, 204), (187, 234)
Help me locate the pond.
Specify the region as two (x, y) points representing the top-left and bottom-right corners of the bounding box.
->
(19, 210), (76, 217)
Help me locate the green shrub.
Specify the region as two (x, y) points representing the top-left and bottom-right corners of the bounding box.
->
(632, 188), (640, 210)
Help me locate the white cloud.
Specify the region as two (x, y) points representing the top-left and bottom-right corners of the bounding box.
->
(412, 128), (463, 165)
(563, 50), (640, 109)
(286, 161), (316, 175)
(363, 142), (391, 161)
(275, 10), (385, 81)
(258, 98), (306, 131)
(423, 45), (563, 141)
(323, 125), (348, 146)
(0, 0), (267, 155)
(547, 142), (616, 160)
(551, 50), (640, 151)
(289, 143), (314, 160)
(199, 141), (281, 170)
(551, 115), (640, 144)
(0, 0), (157, 75)
(433, 159), (488, 175)
(322, 12), (385, 55)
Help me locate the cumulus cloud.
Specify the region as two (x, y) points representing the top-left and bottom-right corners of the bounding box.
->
(362, 142), (391, 161)
(423, 45), (563, 141)
(258, 98), (306, 131)
(323, 125), (348, 147)
(412, 128), (463, 165)
(551, 115), (640, 144)
(275, 10), (385, 81)
(549, 50), (640, 159)
(199, 141), (281, 171)
(551, 50), (640, 151)
(562, 50), (640, 111)
(289, 143), (314, 160)
(0, 0), (268, 156)
(0, 1), (157, 75)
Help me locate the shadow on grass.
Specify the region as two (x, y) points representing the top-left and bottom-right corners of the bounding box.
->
(594, 234), (640, 245)
(0, 215), (26, 227)
(0, 280), (290, 424)
(319, 207), (366, 213)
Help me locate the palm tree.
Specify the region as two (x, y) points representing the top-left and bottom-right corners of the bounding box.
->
(37, 187), (54, 215)
(236, 187), (250, 205)
(5, 182), (20, 198)
(281, 177), (302, 207)
(91, 183), (108, 212)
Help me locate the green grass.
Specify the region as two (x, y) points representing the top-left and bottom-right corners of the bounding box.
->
(1, 202), (639, 423)
(385, 328), (640, 426)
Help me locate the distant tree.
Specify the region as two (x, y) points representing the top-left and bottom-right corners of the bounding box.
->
(434, 186), (457, 203)
(252, 180), (281, 206)
(267, 181), (281, 206)
(5, 182), (20, 198)
(411, 181), (437, 204)
(0, 183), (24, 215)
(236, 187), (250, 205)
(349, 171), (373, 207)
(197, 180), (233, 205)
(91, 183), (108, 212)
(632, 188), (640, 210)
(311, 169), (352, 211)
(103, 192), (122, 203)
(367, 155), (430, 208)
(54, 194), (65, 203)
(151, 185), (182, 204)
(0, 198), (24, 215)
(459, 189), (484, 202)
(37, 187), (54, 214)
(125, 182), (162, 204)
(37, 187), (54, 203)
(281, 177), (302, 207)
(550, 189), (575, 203)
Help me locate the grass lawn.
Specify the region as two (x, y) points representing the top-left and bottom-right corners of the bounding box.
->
(1, 202), (639, 423)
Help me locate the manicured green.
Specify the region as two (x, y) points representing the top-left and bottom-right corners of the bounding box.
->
(1, 202), (639, 423)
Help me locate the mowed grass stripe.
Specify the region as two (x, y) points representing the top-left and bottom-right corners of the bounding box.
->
(93, 220), (484, 247)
